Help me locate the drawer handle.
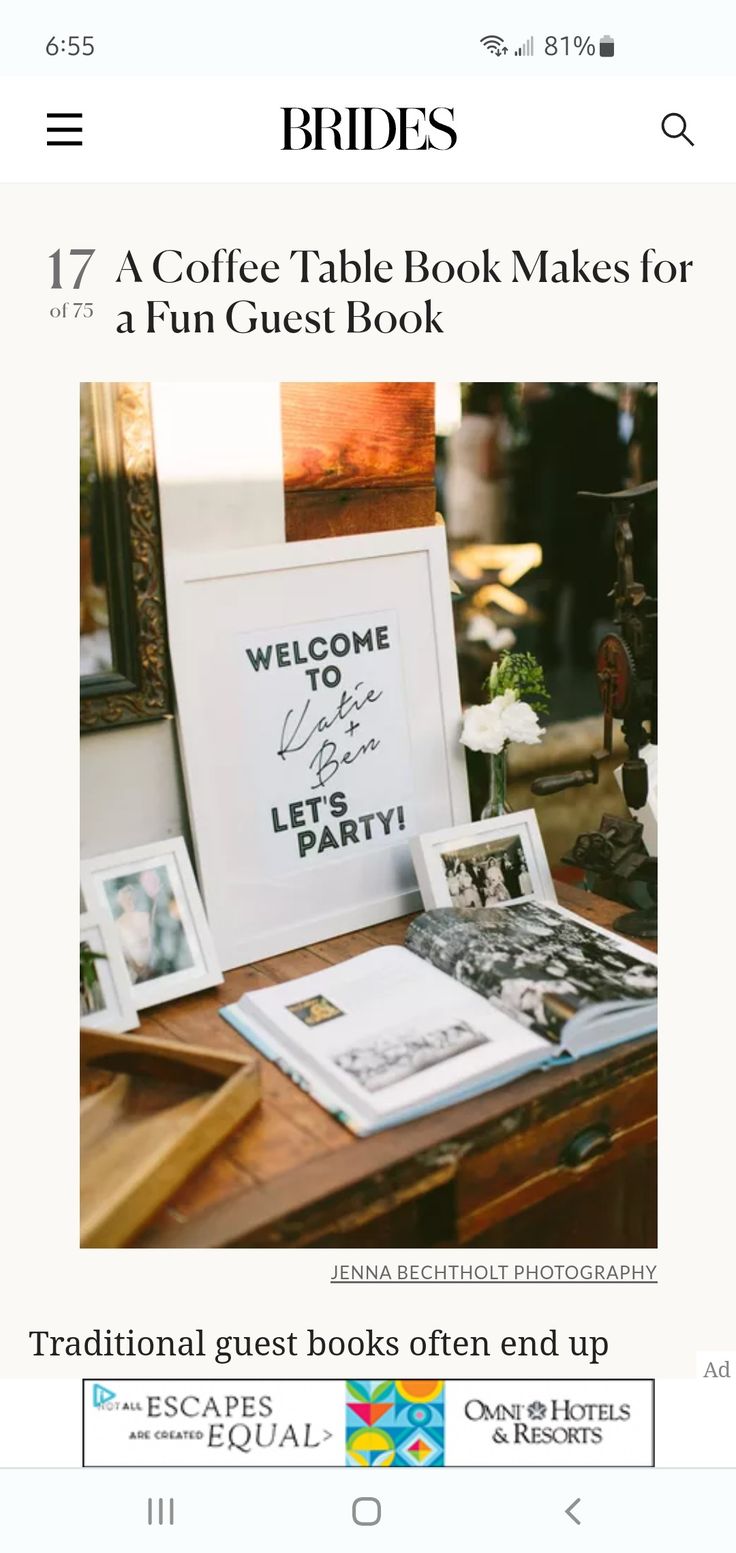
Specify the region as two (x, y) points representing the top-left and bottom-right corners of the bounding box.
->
(560, 1125), (612, 1169)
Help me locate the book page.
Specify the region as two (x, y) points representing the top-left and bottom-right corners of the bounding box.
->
(407, 902), (658, 1046)
(244, 946), (546, 1118)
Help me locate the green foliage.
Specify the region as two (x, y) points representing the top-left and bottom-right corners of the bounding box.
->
(485, 651), (550, 715)
(80, 939), (106, 992)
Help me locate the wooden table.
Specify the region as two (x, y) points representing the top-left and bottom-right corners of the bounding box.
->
(135, 882), (657, 1250)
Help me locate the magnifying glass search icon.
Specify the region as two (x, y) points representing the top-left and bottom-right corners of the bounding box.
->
(661, 112), (694, 147)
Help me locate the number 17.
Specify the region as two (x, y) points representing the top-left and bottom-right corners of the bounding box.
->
(49, 248), (95, 290)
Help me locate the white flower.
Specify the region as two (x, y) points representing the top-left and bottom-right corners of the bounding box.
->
(460, 691), (543, 755)
(501, 695), (544, 747)
(460, 693), (515, 755)
(465, 616), (516, 652)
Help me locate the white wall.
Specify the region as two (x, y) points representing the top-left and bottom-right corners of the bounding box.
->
(80, 382), (285, 858)
(80, 717), (185, 856)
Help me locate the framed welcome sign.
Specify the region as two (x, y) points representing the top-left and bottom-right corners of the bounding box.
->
(166, 526), (470, 968)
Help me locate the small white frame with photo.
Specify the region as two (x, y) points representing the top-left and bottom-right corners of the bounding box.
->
(79, 911), (139, 1033)
(411, 808), (556, 912)
(81, 837), (223, 1011)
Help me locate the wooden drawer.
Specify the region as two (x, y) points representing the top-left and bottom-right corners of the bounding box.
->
(455, 1069), (657, 1244)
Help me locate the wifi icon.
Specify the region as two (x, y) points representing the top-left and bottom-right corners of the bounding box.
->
(480, 34), (507, 55)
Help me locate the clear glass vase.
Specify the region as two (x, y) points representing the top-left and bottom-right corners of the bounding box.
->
(481, 747), (511, 818)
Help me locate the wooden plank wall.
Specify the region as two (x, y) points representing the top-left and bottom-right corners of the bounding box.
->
(280, 382), (436, 540)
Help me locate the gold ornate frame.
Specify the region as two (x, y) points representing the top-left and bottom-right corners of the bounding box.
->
(80, 382), (173, 732)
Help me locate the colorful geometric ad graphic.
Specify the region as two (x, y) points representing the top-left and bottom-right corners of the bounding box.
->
(346, 1380), (445, 1467)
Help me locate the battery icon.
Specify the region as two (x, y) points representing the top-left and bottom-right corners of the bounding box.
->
(599, 35), (615, 56)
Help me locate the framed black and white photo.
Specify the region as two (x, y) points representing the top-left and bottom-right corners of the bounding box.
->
(81, 837), (222, 1010)
(165, 526), (470, 968)
(79, 912), (139, 1033)
(411, 809), (555, 912)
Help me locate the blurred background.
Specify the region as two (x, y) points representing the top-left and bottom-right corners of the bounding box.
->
(436, 382), (658, 855)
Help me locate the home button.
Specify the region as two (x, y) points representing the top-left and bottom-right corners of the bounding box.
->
(352, 1497), (381, 1526)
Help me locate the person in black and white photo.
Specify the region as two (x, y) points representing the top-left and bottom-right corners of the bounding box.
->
(440, 833), (534, 908)
(407, 900), (658, 1044)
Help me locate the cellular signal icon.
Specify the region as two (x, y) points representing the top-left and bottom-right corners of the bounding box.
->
(480, 35), (507, 55)
(515, 35), (534, 56)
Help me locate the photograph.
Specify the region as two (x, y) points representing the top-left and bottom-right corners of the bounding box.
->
(440, 833), (534, 907)
(79, 913), (139, 1034)
(412, 809), (555, 912)
(407, 901), (658, 1044)
(81, 838), (222, 1011)
(287, 996), (345, 1027)
(103, 865), (195, 985)
(80, 934), (105, 1018)
(333, 1019), (488, 1094)
(79, 381), (657, 1249)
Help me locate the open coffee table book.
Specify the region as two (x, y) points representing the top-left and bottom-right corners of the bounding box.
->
(221, 901), (658, 1135)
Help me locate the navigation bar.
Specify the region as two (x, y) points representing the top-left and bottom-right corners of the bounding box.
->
(0, 78), (733, 183)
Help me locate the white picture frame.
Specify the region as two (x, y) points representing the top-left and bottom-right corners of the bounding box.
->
(81, 837), (223, 1010)
(165, 525), (470, 969)
(411, 808), (556, 912)
(79, 911), (139, 1033)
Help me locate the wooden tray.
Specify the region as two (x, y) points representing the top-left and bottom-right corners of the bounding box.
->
(80, 1028), (260, 1248)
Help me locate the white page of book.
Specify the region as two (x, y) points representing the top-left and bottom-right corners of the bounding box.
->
(244, 946), (547, 1119)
